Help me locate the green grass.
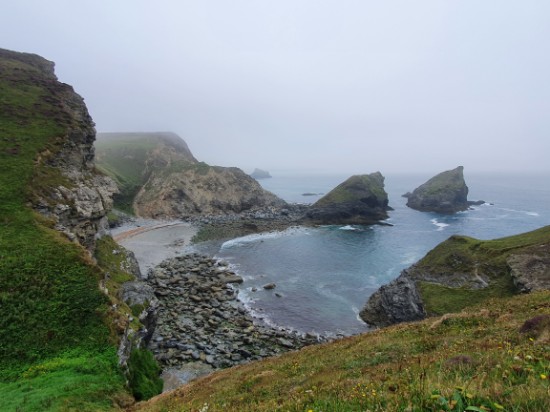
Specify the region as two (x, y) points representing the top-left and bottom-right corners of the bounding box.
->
(315, 174), (387, 207)
(133, 291), (550, 412)
(413, 226), (550, 315)
(0, 348), (128, 412)
(94, 133), (199, 214)
(0, 50), (130, 410)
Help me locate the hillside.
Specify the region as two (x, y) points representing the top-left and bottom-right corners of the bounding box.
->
(0, 49), (159, 410)
(94, 132), (285, 218)
(133, 290), (550, 412)
(361, 225), (550, 327)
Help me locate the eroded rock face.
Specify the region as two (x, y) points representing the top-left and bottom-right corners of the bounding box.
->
(508, 253), (550, 293)
(404, 166), (470, 214)
(359, 269), (425, 328)
(134, 165), (285, 219)
(304, 172), (390, 225)
(14, 49), (118, 251)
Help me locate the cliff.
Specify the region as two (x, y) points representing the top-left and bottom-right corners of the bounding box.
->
(0, 48), (160, 409)
(403, 166), (479, 214)
(304, 172), (390, 225)
(95, 133), (285, 218)
(360, 225), (550, 327)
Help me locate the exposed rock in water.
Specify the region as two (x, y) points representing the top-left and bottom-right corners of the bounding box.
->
(359, 270), (425, 328)
(303, 172), (390, 225)
(250, 168), (272, 179)
(403, 166), (483, 214)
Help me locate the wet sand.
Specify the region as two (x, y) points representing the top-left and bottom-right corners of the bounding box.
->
(112, 220), (198, 277)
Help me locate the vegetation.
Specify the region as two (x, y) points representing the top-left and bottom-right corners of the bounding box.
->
(315, 174), (387, 207)
(94, 133), (199, 214)
(133, 291), (550, 412)
(414, 226), (550, 315)
(0, 50), (130, 410)
(127, 349), (164, 401)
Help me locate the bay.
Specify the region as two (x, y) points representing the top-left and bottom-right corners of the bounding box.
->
(199, 172), (550, 336)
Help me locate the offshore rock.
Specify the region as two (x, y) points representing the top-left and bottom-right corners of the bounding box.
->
(304, 172), (390, 225)
(250, 168), (272, 179)
(403, 166), (481, 214)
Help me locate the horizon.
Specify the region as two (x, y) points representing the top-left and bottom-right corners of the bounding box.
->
(2, 1), (550, 175)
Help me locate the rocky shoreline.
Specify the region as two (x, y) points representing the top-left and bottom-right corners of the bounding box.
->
(144, 253), (325, 388)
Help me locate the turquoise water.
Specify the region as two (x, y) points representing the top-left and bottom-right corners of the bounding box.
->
(205, 173), (550, 336)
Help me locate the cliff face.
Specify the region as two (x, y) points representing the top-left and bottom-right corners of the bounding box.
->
(360, 226), (550, 327)
(95, 132), (285, 219)
(304, 172), (390, 225)
(0, 48), (117, 250)
(404, 166), (470, 214)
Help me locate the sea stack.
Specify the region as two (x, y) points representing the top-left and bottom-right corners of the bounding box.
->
(403, 166), (479, 214)
(250, 168), (272, 179)
(304, 172), (390, 225)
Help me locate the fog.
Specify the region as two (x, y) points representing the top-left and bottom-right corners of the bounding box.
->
(2, 1), (550, 175)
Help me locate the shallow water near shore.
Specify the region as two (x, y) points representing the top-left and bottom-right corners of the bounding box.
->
(196, 172), (550, 335)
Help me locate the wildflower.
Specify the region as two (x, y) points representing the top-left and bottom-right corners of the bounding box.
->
(541, 374), (548, 380)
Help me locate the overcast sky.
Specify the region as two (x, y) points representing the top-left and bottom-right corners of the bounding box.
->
(2, 1), (549, 174)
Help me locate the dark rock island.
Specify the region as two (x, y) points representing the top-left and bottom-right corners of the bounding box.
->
(304, 172), (390, 225)
(250, 168), (272, 179)
(403, 166), (483, 214)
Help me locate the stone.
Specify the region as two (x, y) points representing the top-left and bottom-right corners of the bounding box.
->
(263, 283), (276, 290)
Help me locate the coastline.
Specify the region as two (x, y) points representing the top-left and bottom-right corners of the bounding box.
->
(111, 215), (326, 391)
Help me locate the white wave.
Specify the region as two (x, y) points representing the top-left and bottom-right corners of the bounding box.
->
(339, 225), (358, 231)
(221, 227), (311, 249)
(500, 207), (540, 217)
(430, 218), (449, 231)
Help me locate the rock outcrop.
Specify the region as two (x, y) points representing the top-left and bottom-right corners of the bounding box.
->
(95, 133), (285, 219)
(250, 168), (272, 179)
(304, 172), (390, 225)
(134, 165), (285, 219)
(360, 226), (550, 328)
(0, 48), (119, 251)
(359, 270), (425, 327)
(403, 166), (481, 214)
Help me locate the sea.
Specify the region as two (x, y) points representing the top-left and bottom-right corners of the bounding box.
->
(194, 172), (550, 337)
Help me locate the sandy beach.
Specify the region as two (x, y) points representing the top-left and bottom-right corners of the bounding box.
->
(111, 220), (198, 277)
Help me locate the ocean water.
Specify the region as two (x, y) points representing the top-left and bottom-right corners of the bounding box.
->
(200, 172), (550, 337)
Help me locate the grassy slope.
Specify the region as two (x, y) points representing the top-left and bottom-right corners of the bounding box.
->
(134, 291), (550, 412)
(315, 174), (386, 207)
(0, 52), (128, 410)
(415, 226), (550, 316)
(94, 133), (201, 214)
(95, 138), (159, 214)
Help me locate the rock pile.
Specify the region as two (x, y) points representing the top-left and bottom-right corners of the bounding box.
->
(146, 254), (323, 371)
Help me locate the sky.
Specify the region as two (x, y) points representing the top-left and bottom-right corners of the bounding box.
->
(2, 1), (550, 175)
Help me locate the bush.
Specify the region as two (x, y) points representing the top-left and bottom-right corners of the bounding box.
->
(127, 348), (163, 401)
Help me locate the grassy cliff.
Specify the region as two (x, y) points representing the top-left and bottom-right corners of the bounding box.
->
(0, 49), (153, 410)
(133, 291), (550, 412)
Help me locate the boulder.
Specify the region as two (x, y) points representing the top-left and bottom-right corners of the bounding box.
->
(304, 172), (390, 225)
